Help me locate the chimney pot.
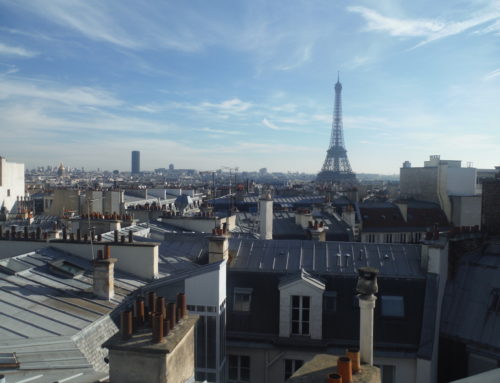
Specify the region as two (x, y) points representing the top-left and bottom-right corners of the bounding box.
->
(177, 293), (187, 319)
(347, 348), (360, 374)
(152, 313), (164, 343)
(156, 296), (166, 318)
(135, 297), (145, 326)
(328, 373), (342, 383)
(104, 245), (111, 259)
(120, 310), (133, 340)
(337, 356), (352, 383)
(148, 291), (157, 315)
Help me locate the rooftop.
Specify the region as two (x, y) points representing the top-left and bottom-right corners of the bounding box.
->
(288, 354), (380, 383)
(0, 247), (147, 382)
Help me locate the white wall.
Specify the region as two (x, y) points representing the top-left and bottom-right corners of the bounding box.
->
(447, 167), (477, 196)
(52, 242), (158, 280)
(0, 157), (25, 214)
(161, 216), (235, 233)
(0, 239), (158, 280)
(375, 356), (417, 383)
(185, 261), (226, 306)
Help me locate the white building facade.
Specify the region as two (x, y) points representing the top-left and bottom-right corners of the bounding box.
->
(0, 156), (25, 216)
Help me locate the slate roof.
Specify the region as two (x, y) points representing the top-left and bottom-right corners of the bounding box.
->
(236, 211), (353, 241)
(359, 200), (449, 232)
(440, 242), (500, 352)
(0, 247), (147, 382)
(229, 239), (425, 278)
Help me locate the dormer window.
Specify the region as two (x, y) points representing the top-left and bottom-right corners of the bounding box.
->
(279, 270), (325, 340)
(233, 287), (252, 312)
(291, 295), (310, 335)
(381, 295), (405, 318)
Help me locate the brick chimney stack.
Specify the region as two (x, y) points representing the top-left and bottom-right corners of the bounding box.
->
(93, 245), (117, 300)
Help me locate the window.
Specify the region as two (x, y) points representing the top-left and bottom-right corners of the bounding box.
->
(400, 233), (406, 243)
(385, 234), (392, 243)
(228, 355), (250, 382)
(368, 234), (375, 243)
(381, 365), (396, 383)
(324, 291), (337, 312)
(233, 287), (252, 312)
(284, 359), (303, 381)
(381, 295), (405, 318)
(7, 189), (10, 197)
(415, 232), (422, 242)
(291, 295), (310, 335)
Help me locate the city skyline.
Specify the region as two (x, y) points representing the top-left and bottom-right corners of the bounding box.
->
(0, 0), (499, 173)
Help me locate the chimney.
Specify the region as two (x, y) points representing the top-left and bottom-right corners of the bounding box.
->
(259, 190), (273, 240)
(208, 233), (229, 263)
(309, 223), (326, 242)
(356, 267), (379, 366)
(93, 245), (117, 300)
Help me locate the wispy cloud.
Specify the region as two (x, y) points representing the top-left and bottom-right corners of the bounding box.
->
(348, 5), (500, 48)
(198, 127), (245, 135)
(261, 118), (306, 132)
(0, 78), (122, 107)
(483, 68), (500, 80)
(0, 42), (37, 57)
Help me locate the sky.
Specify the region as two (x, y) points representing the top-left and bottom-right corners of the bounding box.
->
(0, 0), (499, 174)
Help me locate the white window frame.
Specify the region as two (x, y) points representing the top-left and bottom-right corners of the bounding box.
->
(233, 287), (253, 312)
(228, 354), (250, 382)
(284, 358), (304, 381)
(291, 295), (310, 336)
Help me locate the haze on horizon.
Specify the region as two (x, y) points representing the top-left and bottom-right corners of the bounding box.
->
(0, 0), (499, 174)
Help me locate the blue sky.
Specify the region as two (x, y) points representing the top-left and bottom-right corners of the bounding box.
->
(0, 0), (499, 174)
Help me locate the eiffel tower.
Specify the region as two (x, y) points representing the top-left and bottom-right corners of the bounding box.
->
(316, 74), (356, 185)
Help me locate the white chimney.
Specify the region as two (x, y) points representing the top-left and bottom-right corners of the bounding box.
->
(259, 190), (273, 240)
(356, 267), (379, 365)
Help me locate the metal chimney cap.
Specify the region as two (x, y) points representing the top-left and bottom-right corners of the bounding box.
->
(356, 267), (379, 296)
(357, 267), (379, 278)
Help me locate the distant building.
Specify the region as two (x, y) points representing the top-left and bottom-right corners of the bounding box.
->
(400, 155), (481, 226)
(56, 162), (66, 177)
(169, 163), (174, 170)
(131, 150), (140, 174)
(481, 167), (500, 235)
(0, 156), (25, 216)
(359, 200), (449, 244)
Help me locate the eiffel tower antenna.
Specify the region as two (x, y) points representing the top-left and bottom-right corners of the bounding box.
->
(316, 74), (357, 185)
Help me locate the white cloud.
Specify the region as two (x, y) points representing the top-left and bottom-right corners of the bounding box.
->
(348, 5), (500, 48)
(0, 42), (37, 57)
(0, 78), (122, 107)
(483, 68), (500, 80)
(348, 6), (444, 37)
(261, 118), (307, 132)
(198, 127), (245, 135)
